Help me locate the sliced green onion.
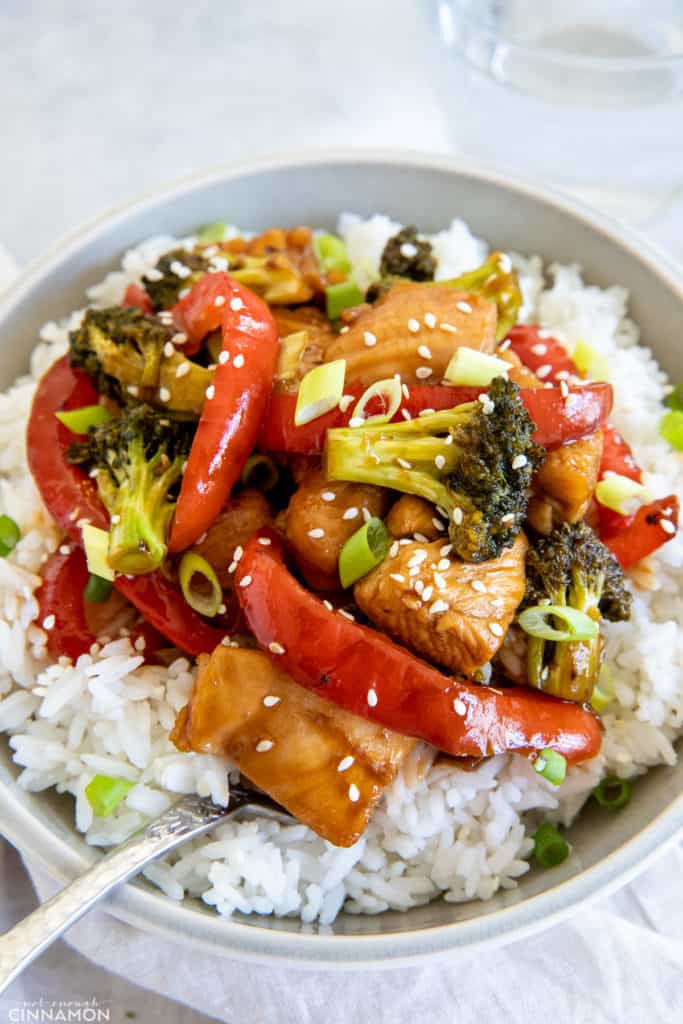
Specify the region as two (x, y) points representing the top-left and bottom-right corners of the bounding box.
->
(325, 280), (364, 320)
(55, 405), (112, 435)
(198, 221), (227, 243)
(241, 453), (279, 492)
(590, 663), (616, 713)
(294, 359), (346, 426)
(517, 604), (599, 643)
(593, 775), (632, 809)
(533, 748), (567, 786)
(338, 517), (390, 589)
(533, 821), (570, 869)
(443, 346), (510, 387)
(179, 552), (223, 617)
(0, 515), (21, 558)
(83, 573), (114, 603)
(595, 473), (652, 515)
(314, 233), (351, 274)
(659, 409), (683, 451)
(85, 774), (135, 817)
(572, 337), (610, 381)
(664, 381), (683, 411)
(350, 379), (402, 426)
(276, 330), (309, 382)
(82, 523), (115, 582)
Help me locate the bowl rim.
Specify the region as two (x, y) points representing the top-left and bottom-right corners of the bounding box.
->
(1, 147), (682, 967)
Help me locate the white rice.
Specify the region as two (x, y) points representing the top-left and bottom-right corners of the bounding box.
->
(0, 214), (681, 924)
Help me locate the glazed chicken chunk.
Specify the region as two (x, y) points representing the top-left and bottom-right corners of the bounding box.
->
(171, 646), (415, 847)
(354, 534), (528, 676)
(189, 489), (272, 589)
(386, 495), (448, 543)
(324, 282), (497, 385)
(528, 431), (603, 533)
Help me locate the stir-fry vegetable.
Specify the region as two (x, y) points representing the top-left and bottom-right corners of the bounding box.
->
(85, 774), (135, 817)
(55, 404), (112, 434)
(81, 523), (115, 582)
(325, 280), (364, 320)
(441, 252), (522, 341)
(595, 473), (652, 515)
(443, 348), (510, 387)
(36, 547), (95, 661)
(294, 360), (346, 426)
(505, 324), (579, 382)
(235, 532), (602, 763)
(70, 306), (168, 404)
(517, 604), (599, 643)
(178, 552), (223, 618)
(0, 515), (21, 558)
(593, 776), (632, 809)
(338, 517), (390, 589)
(533, 748), (567, 786)
(83, 573), (114, 603)
(601, 495), (679, 569)
(314, 233), (352, 275)
(659, 409), (683, 451)
(533, 822), (570, 868)
(380, 226), (436, 281)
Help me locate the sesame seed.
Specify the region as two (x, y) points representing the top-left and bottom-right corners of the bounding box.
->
(432, 517), (445, 531)
(560, 380), (569, 398)
(258, 537), (272, 546)
(408, 550), (428, 565)
(400, 241), (418, 258)
(342, 507), (359, 520)
(348, 417), (365, 428)
(429, 599), (450, 615)
(512, 455), (528, 469)
(389, 541), (399, 558)
(59, 544), (71, 556)
(221, 636), (232, 647)
(531, 343), (547, 356)
(409, 566), (420, 577)
(239, 575), (252, 588)
(233, 354), (245, 368)
(205, 384), (216, 400)
(418, 344), (432, 360)
(214, 295), (226, 307)
(413, 532), (429, 543)
(397, 458), (412, 470)
(415, 580), (424, 593)
(471, 579), (486, 593)
(535, 757), (547, 772)
(230, 296), (244, 311)
(421, 585), (433, 601)
(401, 409), (412, 420)
(233, 545), (244, 561)
(163, 341), (175, 357)
(337, 756), (354, 772)
(440, 322), (458, 333)
(263, 695), (281, 706)
(453, 698), (467, 716)
(437, 558), (450, 571)
(490, 623), (504, 637)
(661, 519), (676, 535)
(308, 528), (325, 539)
(170, 260), (191, 278)
(500, 513), (515, 524)
(363, 331), (377, 347)
(434, 573), (447, 590)
(367, 688), (378, 707)
(536, 364), (552, 379)
(456, 300), (472, 313)
(339, 394), (354, 413)
(348, 784), (360, 802)
(498, 253), (512, 273)
(178, 288), (190, 299)
(321, 491), (336, 502)
(416, 366), (432, 380)
(452, 507), (463, 525)
(256, 739), (274, 753)
(401, 383), (410, 400)
(362, 507), (372, 523)
(218, 350), (230, 365)
(172, 331), (188, 345)
(390, 573), (406, 583)
(218, 603), (227, 615)
(134, 636), (146, 652)
(42, 615), (56, 630)
(175, 361), (190, 378)
(424, 312), (437, 329)
(338, 609), (355, 621)
(440, 543), (453, 556)
(268, 641), (286, 655)
(157, 310), (174, 322)
(127, 384), (139, 397)
(663, 507), (673, 517)
(339, 325), (350, 334)
(498, 338), (511, 352)
(108, 514), (121, 526)
(434, 454), (446, 470)
(419, 408), (436, 416)
(323, 599), (334, 611)
(407, 318), (420, 333)
(159, 387), (171, 402)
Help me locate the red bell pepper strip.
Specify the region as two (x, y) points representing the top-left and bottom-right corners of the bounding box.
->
(505, 324), (580, 382)
(599, 422), (642, 483)
(235, 533), (602, 764)
(27, 356), (227, 656)
(260, 382), (612, 455)
(122, 283), (154, 314)
(36, 547), (95, 661)
(168, 273), (279, 553)
(601, 496), (679, 568)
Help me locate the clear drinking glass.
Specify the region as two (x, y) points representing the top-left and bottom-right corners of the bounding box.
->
(430, 0), (683, 223)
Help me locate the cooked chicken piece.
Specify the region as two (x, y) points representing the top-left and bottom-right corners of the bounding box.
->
(171, 646), (415, 847)
(283, 467), (391, 590)
(273, 306), (337, 389)
(528, 431), (603, 532)
(354, 534), (528, 676)
(324, 282), (497, 385)
(190, 489), (272, 589)
(386, 495), (447, 542)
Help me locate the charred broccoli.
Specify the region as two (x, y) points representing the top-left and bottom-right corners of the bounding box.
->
(520, 522), (631, 703)
(380, 226), (436, 282)
(325, 377), (544, 563)
(142, 249), (212, 310)
(69, 405), (193, 575)
(70, 307), (168, 404)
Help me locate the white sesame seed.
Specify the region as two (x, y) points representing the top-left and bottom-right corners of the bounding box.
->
(419, 408), (436, 417)
(429, 599), (449, 615)
(170, 260), (191, 279)
(268, 641), (286, 655)
(390, 573), (406, 583)
(258, 537), (272, 546)
(434, 573), (447, 590)
(407, 318), (420, 333)
(233, 353), (245, 368)
(401, 383), (410, 401)
(175, 361), (191, 378)
(432, 517), (445, 531)
(560, 380), (569, 398)
(536, 364), (552, 379)
(401, 409), (412, 420)
(512, 454), (528, 469)
(389, 541), (399, 558)
(418, 344), (432, 360)
(413, 532), (429, 543)
(397, 458), (412, 470)
(339, 394), (354, 413)
(453, 507), (463, 525)
(490, 623), (504, 637)
(342, 507), (359, 521)
(134, 636), (146, 652)
(362, 507), (372, 523)
(662, 507), (673, 517)
(348, 417), (365, 428)
(42, 615), (56, 630)
(171, 332), (188, 345)
(408, 550), (428, 565)
(437, 558), (450, 571)
(434, 454), (446, 470)
(163, 341), (174, 358)
(338, 609), (355, 621)
(59, 544), (71, 556)
(239, 575), (252, 588)
(263, 695), (281, 706)
(348, 784), (360, 802)
(367, 688), (378, 707)
(498, 253), (512, 273)
(456, 300), (472, 313)
(218, 603), (226, 615)
(661, 519), (676, 535)
(501, 513), (515, 524)
(531, 343), (547, 356)
(321, 491), (336, 502)
(256, 739), (274, 753)
(158, 387), (171, 402)
(424, 312), (437, 329)
(221, 635), (232, 646)
(453, 698), (467, 716)
(205, 384), (216, 400)
(416, 366), (432, 380)
(440, 322), (458, 333)
(233, 545), (244, 562)
(471, 579), (486, 593)
(230, 296), (244, 311)
(400, 241), (418, 258)
(178, 288), (190, 299)
(440, 543), (452, 556)
(363, 331), (377, 347)
(415, 580), (424, 593)
(218, 350), (230, 365)
(498, 338), (511, 352)
(214, 295), (226, 307)
(323, 599), (334, 611)
(421, 585), (433, 601)
(308, 528), (325, 539)
(409, 566), (420, 577)
(339, 325), (350, 334)
(108, 514), (121, 526)
(535, 757), (547, 773)
(337, 756), (354, 772)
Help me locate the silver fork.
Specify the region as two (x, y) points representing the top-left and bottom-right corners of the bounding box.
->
(0, 782), (292, 995)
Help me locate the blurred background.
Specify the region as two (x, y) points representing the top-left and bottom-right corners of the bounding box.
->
(1, 1), (682, 1020)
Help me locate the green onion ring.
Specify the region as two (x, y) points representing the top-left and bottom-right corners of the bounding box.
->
(338, 517), (390, 589)
(179, 552), (223, 618)
(517, 604), (599, 643)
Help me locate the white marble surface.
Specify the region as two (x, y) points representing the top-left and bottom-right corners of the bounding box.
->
(1, 2), (683, 1021)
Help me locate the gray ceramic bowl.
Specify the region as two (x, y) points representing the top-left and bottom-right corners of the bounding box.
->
(1, 151), (682, 967)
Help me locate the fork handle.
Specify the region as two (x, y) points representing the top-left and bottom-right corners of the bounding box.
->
(0, 794), (243, 995)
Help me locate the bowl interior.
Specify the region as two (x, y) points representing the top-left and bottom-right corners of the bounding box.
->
(1, 153), (682, 962)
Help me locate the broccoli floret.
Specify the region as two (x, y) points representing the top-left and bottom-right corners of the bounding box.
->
(380, 227), (436, 282)
(69, 405), (193, 575)
(69, 306), (169, 404)
(142, 249), (212, 310)
(325, 377), (544, 563)
(521, 522), (632, 703)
